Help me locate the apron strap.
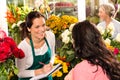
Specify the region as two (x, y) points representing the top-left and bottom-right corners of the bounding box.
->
(30, 38), (35, 57)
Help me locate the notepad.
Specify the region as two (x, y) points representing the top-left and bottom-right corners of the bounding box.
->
(30, 63), (62, 80)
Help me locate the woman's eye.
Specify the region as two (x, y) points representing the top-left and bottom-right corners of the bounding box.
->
(42, 24), (46, 27)
(35, 25), (40, 28)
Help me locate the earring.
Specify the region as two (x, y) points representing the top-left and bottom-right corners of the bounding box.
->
(27, 28), (31, 32)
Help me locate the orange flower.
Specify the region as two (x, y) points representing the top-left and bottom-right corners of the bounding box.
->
(6, 10), (16, 24)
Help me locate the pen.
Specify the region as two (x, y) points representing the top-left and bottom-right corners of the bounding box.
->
(39, 62), (45, 65)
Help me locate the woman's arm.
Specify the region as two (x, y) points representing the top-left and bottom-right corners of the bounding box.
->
(64, 69), (73, 80)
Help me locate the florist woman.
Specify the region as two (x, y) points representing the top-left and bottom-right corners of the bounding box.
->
(15, 11), (55, 80)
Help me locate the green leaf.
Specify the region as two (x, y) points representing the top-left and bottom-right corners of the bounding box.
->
(66, 54), (75, 62)
(0, 75), (8, 80)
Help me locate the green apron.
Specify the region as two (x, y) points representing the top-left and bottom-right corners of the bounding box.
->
(19, 38), (53, 80)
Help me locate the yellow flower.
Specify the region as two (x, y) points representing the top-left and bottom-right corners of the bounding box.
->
(62, 62), (68, 73)
(46, 15), (78, 36)
(52, 71), (57, 77)
(52, 70), (63, 77)
(106, 44), (114, 51)
(56, 71), (63, 77)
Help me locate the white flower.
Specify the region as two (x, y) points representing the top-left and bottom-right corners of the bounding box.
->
(69, 23), (75, 32)
(115, 33), (120, 42)
(97, 26), (105, 35)
(61, 29), (71, 44)
(62, 36), (70, 44)
(11, 23), (17, 29)
(17, 20), (24, 26)
(104, 38), (111, 45)
(61, 29), (71, 38)
(106, 22), (114, 36)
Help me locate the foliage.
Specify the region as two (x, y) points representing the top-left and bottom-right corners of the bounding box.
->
(6, 4), (31, 44)
(0, 58), (18, 80)
(87, 16), (99, 24)
(6, 4), (31, 27)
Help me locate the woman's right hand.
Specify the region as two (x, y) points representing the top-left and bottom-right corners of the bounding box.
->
(34, 63), (53, 75)
(42, 63), (53, 73)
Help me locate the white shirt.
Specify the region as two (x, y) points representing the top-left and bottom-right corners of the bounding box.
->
(97, 18), (120, 38)
(15, 31), (55, 78)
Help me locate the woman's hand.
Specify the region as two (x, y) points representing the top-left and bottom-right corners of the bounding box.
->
(43, 63), (53, 73)
(34, 63), (53, 76)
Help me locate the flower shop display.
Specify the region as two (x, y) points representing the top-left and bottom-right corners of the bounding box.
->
(46, 14), (78, 37)
(97, 22), (120, 60)
(6, 2), (78, 80)
(46, 15), (78, 80)
(52, 24), (81, 80)
(0, 30), (25, 80)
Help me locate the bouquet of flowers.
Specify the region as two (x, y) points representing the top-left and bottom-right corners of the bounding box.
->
(0, 30), (25, 80)
(6, 4), (31, 44)
(97, 22), (120, 60)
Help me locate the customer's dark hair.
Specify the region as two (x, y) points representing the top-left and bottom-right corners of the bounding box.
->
(19, 11), (45, 40)
(72, 20), (120, 80)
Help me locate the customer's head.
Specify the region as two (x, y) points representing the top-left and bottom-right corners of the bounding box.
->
(98, 3), (115, 20)
(72, 20), (106, 59)
(20, 11), (46, 39)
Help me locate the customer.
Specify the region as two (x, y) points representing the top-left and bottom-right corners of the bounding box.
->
(64, 20), (120, 80)
(97, 3), (120, 38)
(15, 11), (55, 80)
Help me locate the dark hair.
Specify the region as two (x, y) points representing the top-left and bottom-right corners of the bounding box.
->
(19, 11), (45, 40)
(72, 20), (120, 80)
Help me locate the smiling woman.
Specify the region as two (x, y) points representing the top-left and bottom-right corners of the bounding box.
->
(15, 11), (55, 80)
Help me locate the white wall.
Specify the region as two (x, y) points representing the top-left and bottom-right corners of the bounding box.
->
(0, 0), (8, 35)
(99, 0), (108, 5)
(77, 0), (86, 21)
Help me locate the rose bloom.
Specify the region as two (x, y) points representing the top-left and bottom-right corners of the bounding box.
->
(0, 31), (25, 62)
(114, 48), (119, 55)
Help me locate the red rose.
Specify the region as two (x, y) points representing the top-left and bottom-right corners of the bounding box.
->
(0, 37), (25, 62)
(0, 40), (12, 62)
(12, 47), (25, 58)
(4, 37), (25, 58)
(114, 48), (119, 55)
